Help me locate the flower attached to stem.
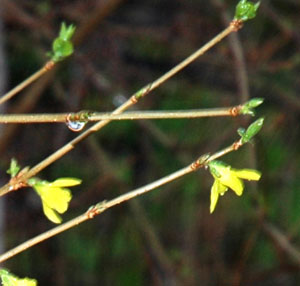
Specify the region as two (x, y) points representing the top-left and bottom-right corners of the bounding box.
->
(208, 160), (261, 213)
(28, 177), (81, 224)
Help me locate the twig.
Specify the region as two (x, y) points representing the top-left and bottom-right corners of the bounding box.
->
(0, 71), (56, 155)
(131, 22), (239, 98)
(211, 0), (249, 102)
(87, 138), (178, 282)
(0, 61), (55, 105)
(0, 138), (244, 264)
(0, 21), (241, 197)
(0, 0), (124, 155)
(212, 0), (260, 210)
(0, 0), (122, 104)
(0, 106), (241, 124)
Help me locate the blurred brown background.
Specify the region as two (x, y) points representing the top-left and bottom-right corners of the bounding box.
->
(0, 0), (299, 285)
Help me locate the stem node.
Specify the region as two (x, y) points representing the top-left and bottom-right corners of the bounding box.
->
(86, 202), (106, 219)
(230, 19), (243, 32)
(233, 139), (243, 150)
(44, 60), (55, 71)
(230, 106), (241, 116)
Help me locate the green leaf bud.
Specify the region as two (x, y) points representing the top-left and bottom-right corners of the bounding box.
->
(52, 38), (74, 62)
(49, 22), (76, 62)
(244, 98), (264, 108)
(6, 158), (21, 177)
(240, 97), (264, 116)
(59, 22), (76, 41)
(237, 127), (246, 137)
(240, 117), (264, 143)
(234, 0), (260, 22)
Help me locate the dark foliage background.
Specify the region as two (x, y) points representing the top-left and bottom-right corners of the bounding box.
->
(0, 0), (299, 285)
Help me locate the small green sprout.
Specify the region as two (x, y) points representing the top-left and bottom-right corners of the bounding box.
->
(6, 158), (21, 178)
(134, 84), (151, 99)
(234, 0), (260, 22)
(208, 160), (261, 213)
(238, 117), (264, 143)
(58, 22), (76, 41)
(50, 22), (76, 62)
(240, 97), (264, 116)
(28, 177), (81, 224)
(0, 269), (37, 286)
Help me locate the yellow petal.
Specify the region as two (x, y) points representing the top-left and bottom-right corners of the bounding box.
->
(40, 187), (72, 213)
(15, 278), (37, 286)
(0, 270), (37, 286)
(210, 180), (220, 213)
(33, 183), (47, 196)
(220, 173), (244, 196)
(210, 180), (228, 213)
(50, 178), (82, 187)
(232, 169), (261, 181)
(42, 203), (62, 224)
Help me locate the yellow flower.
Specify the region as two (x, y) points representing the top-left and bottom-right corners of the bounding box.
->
(0, 269), (37, 286)
(208, 160), (261, 213)
(30, 178), (82, 224)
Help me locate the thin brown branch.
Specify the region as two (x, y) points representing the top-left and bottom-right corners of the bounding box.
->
(0, 61), (55, 105)
(87, 138), (179, 283)
(0, 106), (240, 124)
(211, 0), (250, 102)
(0, 22), (240, 197)
(0, 0), (125, 155)
(133, 23), (238, 97)
(0, 138), (244, 264)
(0, 71), (56, 155)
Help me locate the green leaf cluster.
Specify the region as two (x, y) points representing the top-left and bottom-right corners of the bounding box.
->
(50, 22), (76, 62)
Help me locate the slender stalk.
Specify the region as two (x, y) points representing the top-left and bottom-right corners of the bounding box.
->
(136, 23), (239, 96)
(0, 138), (244, 264)
(0, 107), (239, 124)
(0, 21), (241, 197)
(0, 61), (55, 106)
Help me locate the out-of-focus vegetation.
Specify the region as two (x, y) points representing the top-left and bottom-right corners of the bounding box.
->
(0, 0), (299, 285)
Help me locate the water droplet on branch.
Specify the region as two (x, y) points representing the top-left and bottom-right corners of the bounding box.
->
(66, 115), (87, 132)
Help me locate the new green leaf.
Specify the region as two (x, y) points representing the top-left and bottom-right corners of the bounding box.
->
(240, 97), (264, 116)
(50, 22), (76, 62)
(234, 0), (260, 22)
(239, 117), (264, 143)
(59, 22), (76, 41)
(6, 158), (21, 178)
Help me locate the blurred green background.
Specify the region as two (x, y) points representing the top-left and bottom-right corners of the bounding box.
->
(0, 0), (299, 285)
